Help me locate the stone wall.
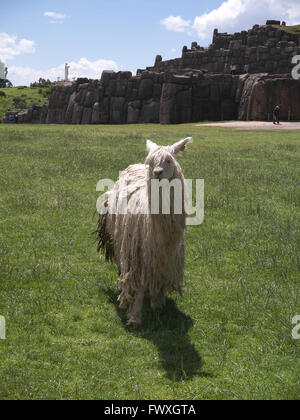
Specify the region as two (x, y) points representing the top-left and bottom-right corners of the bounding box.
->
(3, 22), (300, 125)
(159, 72), (240, 124)
(46, 71), (163, 125)
(144, 24), (300, 76)
(39, 70), (242, 125)
(4, 71), (300, 125)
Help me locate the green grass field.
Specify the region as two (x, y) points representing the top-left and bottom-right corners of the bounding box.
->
(0, 87), (50, 121)
(0, 123), (299, 400)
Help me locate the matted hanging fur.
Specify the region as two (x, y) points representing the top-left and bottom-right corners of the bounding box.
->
(96, 137), (192, 325)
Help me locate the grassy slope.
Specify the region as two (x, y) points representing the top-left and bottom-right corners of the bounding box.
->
(271, 24), (300, 35)
(0, 87), (48, 120)
(0, 123), (299, 400)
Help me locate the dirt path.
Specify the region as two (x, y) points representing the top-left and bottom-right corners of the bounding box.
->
(196, 121), (300, 130)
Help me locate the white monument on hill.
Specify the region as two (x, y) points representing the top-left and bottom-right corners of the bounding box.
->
(0, 59), (7, 80)
(65, 63), (70, 82)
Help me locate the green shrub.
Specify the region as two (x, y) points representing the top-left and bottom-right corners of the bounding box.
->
(43, 88), (51, 99)
(13, 96), (27, 109)
(0, 91), (6, 97)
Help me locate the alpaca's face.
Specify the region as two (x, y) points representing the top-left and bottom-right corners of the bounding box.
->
(146, 147), (176, 180)
(145, 137), (192, 180)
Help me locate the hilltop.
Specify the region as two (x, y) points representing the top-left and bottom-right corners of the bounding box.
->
(271, 24), (300, 35)
(0, 87), (50, 121)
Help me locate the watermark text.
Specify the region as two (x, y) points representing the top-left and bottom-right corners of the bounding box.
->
(0, 316), (5, 340)
(96, 176), (204, 226)
(292, 55), (300, 80)
(292, 315), (300, 340)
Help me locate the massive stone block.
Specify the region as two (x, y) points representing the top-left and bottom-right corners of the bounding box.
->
(140, 99), (160, 123)
(138, 78), (154, 100)
(127, 100), (141, 124)
(72, 103), (84, 124)
(160, 82), (192, 124)
(92, 102), (101, 124)
(237, 73), (300, 121)
(98, 97), (110, 124)
(82, 107), (92, 124)
(249, 78), (300, 120)
(110, 97), (126, 124)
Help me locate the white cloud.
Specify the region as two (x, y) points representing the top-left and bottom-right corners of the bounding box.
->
(44, 11), (66, 24)
(0, 33), (35, 61)
(161, 0), (300, 41)
(7, 58), (119, 86)
(160, 16), (191, 33)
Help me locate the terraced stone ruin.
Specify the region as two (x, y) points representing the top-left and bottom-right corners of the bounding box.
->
(3, 21), (300, 124)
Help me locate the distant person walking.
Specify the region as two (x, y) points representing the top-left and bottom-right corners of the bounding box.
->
(230, 65), (237, 75)
(244, 64), (249, 73)
(14, 114), (19, 124)
(273, 105), (280, 124)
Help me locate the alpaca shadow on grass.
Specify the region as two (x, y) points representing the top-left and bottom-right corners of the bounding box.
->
(104, 287), (208, 381)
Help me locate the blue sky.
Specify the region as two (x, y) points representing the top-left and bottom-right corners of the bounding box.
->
(1, 0), (300, 85)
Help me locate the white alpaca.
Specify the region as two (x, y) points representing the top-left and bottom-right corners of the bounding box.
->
(96, 137), (192, 325)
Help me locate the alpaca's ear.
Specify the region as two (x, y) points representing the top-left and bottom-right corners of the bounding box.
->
(171, 137), (193, 155)
(146, 140), (158, 154)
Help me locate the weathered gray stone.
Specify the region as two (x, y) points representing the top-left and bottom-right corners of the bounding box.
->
(127, 100), (141, 124)
(138, 78), (153, 100)
(82, 107), (92, 124)
(92, 102), (101, 124)
(110, 97), (126, 124)
(140, 99), (160, 123)
(72, 103), (83, 124)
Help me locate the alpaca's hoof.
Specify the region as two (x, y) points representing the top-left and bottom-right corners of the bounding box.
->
(127, 317), (142, 327)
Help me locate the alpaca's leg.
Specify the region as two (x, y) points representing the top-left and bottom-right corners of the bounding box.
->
(118, 273), (131, 309)
(127, 288), (145, 326)
(150, 290), (166, 311)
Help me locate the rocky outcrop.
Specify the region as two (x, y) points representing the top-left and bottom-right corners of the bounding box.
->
(238, 73), (300, 120)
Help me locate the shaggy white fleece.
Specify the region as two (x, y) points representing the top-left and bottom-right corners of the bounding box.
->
(97, 137), (192, 325)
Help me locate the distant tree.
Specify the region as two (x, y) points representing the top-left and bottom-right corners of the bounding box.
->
(0, 79), (12, 88)
(76, 78), (89, 85)
(43, 87), (51, 99)
(30, 78), (52, 88)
